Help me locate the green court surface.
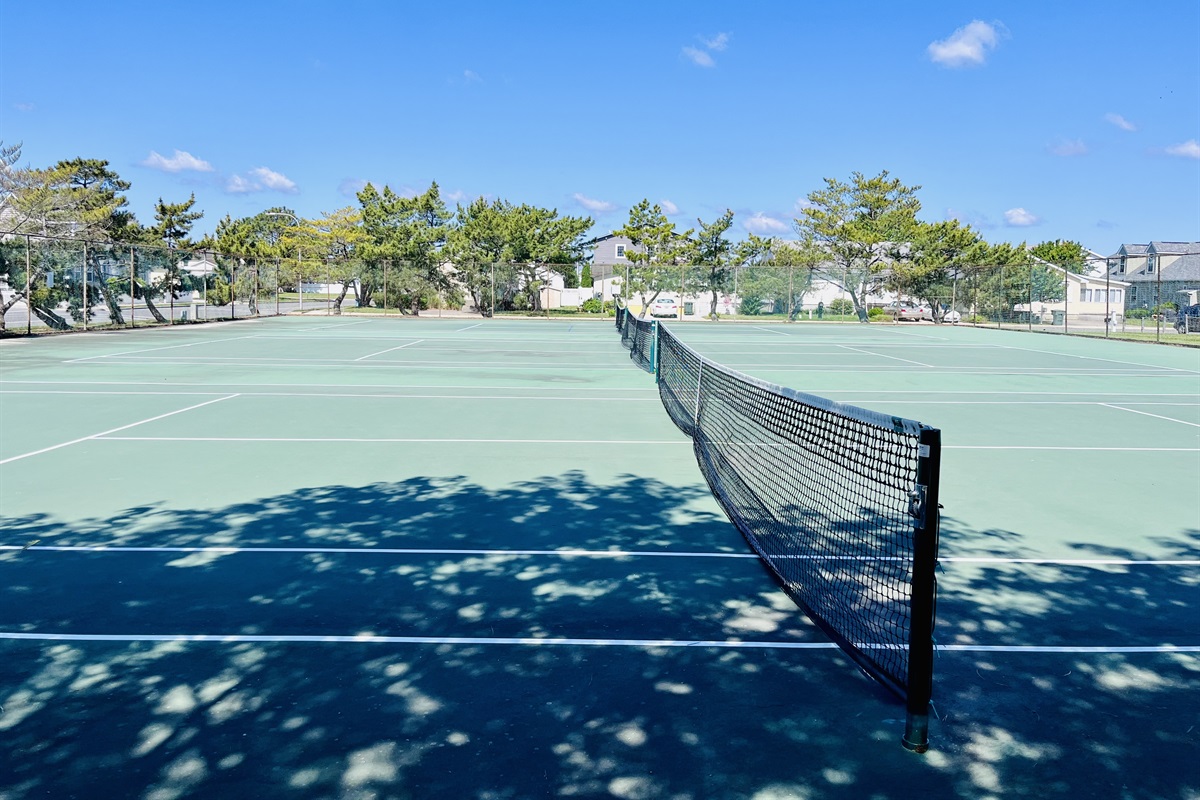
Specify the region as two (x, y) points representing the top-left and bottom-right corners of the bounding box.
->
(1, 316), (1197, 800)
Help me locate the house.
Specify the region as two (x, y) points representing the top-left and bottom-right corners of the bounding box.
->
(1014, 256), (1131, 325)
(1106, 242), (1200, 312)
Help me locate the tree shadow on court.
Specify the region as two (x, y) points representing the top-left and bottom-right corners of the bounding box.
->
(0, 487), (1195, 799)
(928, 515), (1199, 799)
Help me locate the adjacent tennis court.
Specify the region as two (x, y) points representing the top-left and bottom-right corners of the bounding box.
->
(1, 315), (1196, 799)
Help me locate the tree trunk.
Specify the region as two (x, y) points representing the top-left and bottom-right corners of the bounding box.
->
(31, 303), (71, 330)
(143, 294), (168, 323)
(332, 281), (351, 315)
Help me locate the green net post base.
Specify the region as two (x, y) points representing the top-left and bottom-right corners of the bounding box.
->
(902, 711), (929, 753)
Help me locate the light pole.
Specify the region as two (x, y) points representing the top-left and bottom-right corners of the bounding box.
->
(264, 212), (303, 312)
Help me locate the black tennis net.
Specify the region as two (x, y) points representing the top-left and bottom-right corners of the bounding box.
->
(616, 302), (656, 372)
(633, 321), (941, 752)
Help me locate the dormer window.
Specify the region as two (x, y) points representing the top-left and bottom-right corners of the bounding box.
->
(1117, 257), (1125, 274)
(1147, 255), (1156, 274)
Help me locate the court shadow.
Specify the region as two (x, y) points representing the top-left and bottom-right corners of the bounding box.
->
(0, 491), (1195, 798)
(2, 473), (952, 800)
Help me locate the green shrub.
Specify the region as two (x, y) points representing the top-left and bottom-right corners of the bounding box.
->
(828, 298), (855, 315)
(867, 307), (885, 319)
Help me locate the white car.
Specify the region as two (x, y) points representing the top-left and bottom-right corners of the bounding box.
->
(922, 304), (961, 324)
(649, 297), (680, 318)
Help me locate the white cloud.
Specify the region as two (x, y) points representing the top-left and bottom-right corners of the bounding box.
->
(701, 33), (730, 51)
(463, 69), (482, 83)
(141, 149), (214, 173)
(743, 213), (789, 234)
(1048, 138), (1088, 157)
(682, 46), (715, 68)
(1104, 113), (1136, 132)
(927, 20), (1003, 67)
(249, 167), (299, 193)
(572, 192), (616, 213)
(225, 167), (299, 194)
(14, 102), (34, 112)
(444, 189), (469, 203)
(794, 198), (814, 213)
(225, 175), (256, 194)
(1004, 207), (1040, 227)
(660, 199), (679, 215)
(1165, 139), (1200, 159)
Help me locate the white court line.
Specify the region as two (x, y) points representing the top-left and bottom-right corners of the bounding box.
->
(752, 326), (790, 336)
(455, 323), (483, 332)
(97, 436), (688, 445)
(290, 320), (373, 332)
(0, 395), (239, 466)
(63, 334), (261, 363)
(65, 359), (635, 371)
(88, 437), (1195, 451)
(994, 342), (1200, 375)
(837, 344), (933, 368)
(1100, 403), (1200, 428)
(0, 631), (1193, 654)
(8, 380), (1193, 397)
(943, 445), (1198, 452)
(354, 340), (425, 361)
(0, 389), (659, 402)
(5, 545), (1195, 567)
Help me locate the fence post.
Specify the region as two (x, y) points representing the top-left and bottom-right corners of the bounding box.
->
(129, 246), (136, 328)
(82, 242), (88, 330)
(25, 235), (32, 335)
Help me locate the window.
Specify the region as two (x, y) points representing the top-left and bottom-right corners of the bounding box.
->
(1117, 257), (1125, 274)
(1080, 287), (1090, 302)
(1111, 289), (1122, 303)
(1146, 255), (1156, 274)
(615, 244), (627, 259)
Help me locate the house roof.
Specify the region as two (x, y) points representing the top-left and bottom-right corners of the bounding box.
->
(1149, 241), (1200, 254)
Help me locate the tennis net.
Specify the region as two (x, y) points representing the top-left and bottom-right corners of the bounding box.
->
(617, 313), (942, 752)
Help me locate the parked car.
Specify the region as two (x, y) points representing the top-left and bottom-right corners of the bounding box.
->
(649, 297), (680, 318)
(922, 304), (961, 324)
(882, 301), (928, 321)
(1176, 304), (1200, 334)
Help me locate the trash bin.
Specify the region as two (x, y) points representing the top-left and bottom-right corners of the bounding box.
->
(1052, 310), (1064, 325)
(683, 302), (694, 316)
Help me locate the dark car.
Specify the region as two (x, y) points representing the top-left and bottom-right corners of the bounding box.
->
(1175, 304), (1200, 334)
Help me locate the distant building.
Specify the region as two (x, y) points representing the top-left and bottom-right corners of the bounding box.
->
(1107, 242), (1200, 311)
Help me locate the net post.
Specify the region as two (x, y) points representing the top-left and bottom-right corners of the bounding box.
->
(650, 320), (659, 379)
(903, 425), (941, 753)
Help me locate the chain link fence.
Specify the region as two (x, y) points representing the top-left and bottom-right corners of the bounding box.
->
(3, 235), (1196, 340)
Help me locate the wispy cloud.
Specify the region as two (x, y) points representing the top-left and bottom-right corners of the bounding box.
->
(1165, 139), (1200, 159)
(1104, 113), (1136, 132)
(946, 208), (993, 229)
(444, 189), (469, 203)
(572, 192), (616, 213)
(13, 102), (34, 113)
(794, 198), (815, 213)
(660, 199), (679, 215)
(682, 46), (715, 68)
(226, 166), (299, 194)
(743, 212), (788, 234)
(1004, 207), (1040, 227)
(141, 150), (214, 173)
(683, 31), (730, 68)
(338, 178), (369, 197)
(1096, 219), (1118, 230)
(463, 69), (482, 84)
(1048, 138), (1088, 157)
(927, 20), (1004, 68)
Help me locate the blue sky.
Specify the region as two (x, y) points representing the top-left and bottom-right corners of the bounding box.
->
(3, 1), (1198, 255)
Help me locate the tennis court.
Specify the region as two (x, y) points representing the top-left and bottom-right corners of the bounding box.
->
(1, 315), (1196, 799)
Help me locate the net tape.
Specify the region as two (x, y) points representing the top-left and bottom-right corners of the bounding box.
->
(651, 323), (937, 701)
